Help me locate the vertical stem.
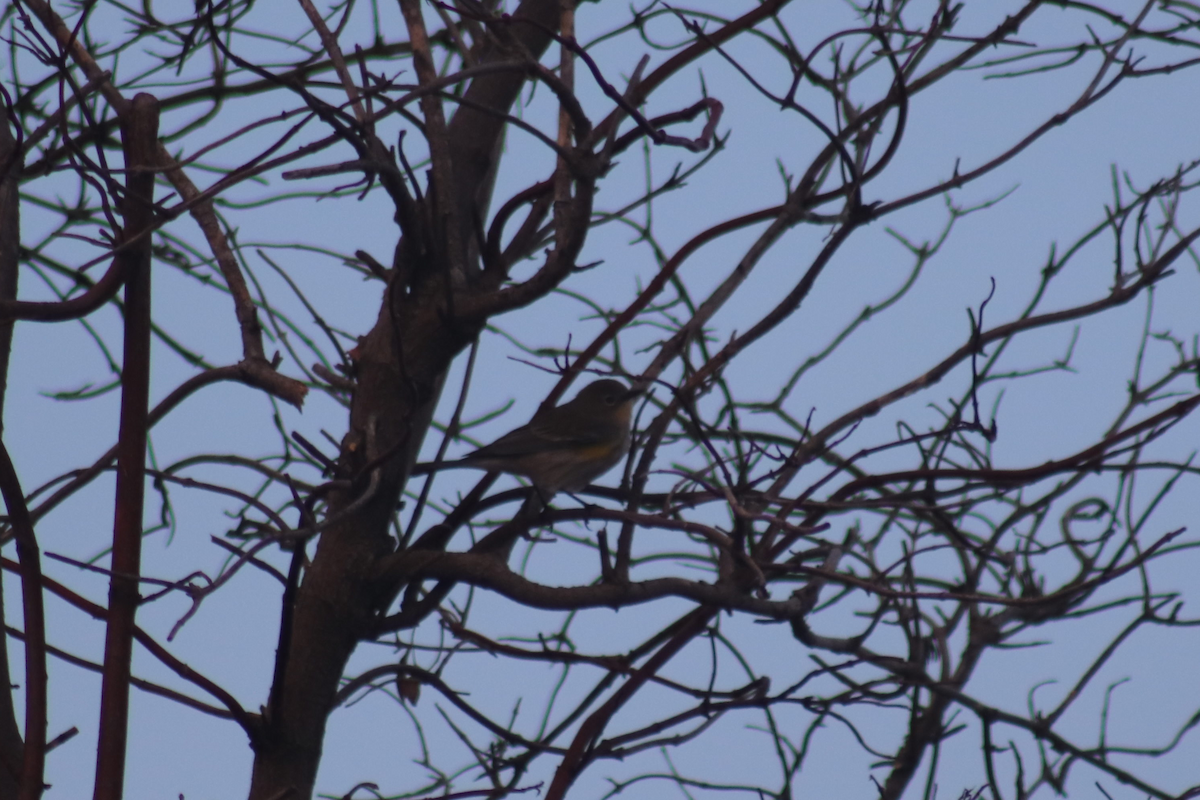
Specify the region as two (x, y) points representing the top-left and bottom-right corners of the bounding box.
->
(0, 443), (46, 800)
(0, 96), (18, 417)
(397, 0), (463, 281)
(553, 0), (576, 248)
(0, 89), (28, 798)
(297, 0), (366, 124)
(93, 92), (159, 800)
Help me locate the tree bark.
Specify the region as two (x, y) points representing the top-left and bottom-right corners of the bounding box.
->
(247, 3), (565, 797)
(93, 92), (160, 800)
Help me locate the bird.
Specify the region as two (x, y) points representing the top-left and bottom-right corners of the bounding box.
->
(416, 379), (641, 495)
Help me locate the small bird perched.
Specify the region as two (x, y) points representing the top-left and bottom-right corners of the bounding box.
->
(419, 379), (641, 495)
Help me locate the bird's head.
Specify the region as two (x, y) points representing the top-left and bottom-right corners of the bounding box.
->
(568, 379), (642, 423)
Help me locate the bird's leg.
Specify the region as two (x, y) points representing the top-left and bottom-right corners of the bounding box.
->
(521, 489), (558, 543)
(564, 490), (602, 518)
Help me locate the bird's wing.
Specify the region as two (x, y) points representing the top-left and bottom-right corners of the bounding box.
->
(466, 408), (607, 460)
(464, 426), (545, 460)
(527, 406), (618, 447)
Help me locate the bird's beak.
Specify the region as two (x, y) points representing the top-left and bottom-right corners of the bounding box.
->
(620, 384), (647, 403)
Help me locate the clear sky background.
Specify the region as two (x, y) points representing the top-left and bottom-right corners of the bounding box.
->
(5, 1), (1200, 798)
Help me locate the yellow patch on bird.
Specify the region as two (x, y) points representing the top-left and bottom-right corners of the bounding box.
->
(576, 442), (621, 461)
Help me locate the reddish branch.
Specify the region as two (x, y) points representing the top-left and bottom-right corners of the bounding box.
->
(18, 0), (307, 408)
(22, 361), (308, 531)
(0, 228), (161, 322)
(0, 443), (46, 800)
(3, 625), (233, 720)
(794, 226), (1200, 474)
(399, 0), (463, 282)
(545, 608), (715, 800)
(0, 86), (24, 799)
(0, 558), (257, 732)
(92, 92), (158, 800)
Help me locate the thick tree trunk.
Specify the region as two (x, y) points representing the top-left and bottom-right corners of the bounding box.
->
(246, 4), (565, 796)
(247, 292), (459, 798)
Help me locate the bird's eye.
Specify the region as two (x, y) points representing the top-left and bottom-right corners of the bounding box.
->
(606, 394), (618, 405)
